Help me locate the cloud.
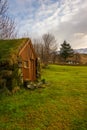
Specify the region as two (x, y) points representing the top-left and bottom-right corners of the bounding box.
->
(8, 0), (87, 49)
(51, 0), (87, 48)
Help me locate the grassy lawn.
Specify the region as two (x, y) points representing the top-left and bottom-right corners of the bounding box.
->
(0, 65), (87, 130)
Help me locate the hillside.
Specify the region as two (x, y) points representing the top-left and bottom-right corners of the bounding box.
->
(67, 54), (87, 64)
(80, 54), (87, 64)
(74, 48), (87, 54)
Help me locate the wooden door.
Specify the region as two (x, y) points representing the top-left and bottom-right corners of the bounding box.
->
(31, 59), (35, 81)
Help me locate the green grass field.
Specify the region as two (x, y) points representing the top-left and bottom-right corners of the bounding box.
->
(0, 65), (87, 130)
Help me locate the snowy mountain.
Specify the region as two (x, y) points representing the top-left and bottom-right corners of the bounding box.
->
(57, 48), (87, 54)
(74, 48), (87, 54)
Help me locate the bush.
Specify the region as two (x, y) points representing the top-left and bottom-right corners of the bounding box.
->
(0, 78), (6, 89)
(0, 62), (23, 92)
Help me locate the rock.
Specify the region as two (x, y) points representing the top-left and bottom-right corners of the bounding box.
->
(27, 84), (35, 90)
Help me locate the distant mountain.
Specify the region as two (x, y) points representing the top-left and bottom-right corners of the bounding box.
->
(57, 48), (87, 54)
(74, 48), (87, 54)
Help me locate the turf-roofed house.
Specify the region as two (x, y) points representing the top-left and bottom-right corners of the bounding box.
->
(0, 38), (37, 91)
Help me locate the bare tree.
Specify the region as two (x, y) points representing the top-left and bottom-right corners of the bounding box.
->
(33, 38), (44, 62)
(0, 0), (8, 16)
(33, 39), (41, 56)
(0, 0), (17, 39)
(75, 53), (81, 64)
(42, 33), (57, 65)
(33, 33), (58, 65)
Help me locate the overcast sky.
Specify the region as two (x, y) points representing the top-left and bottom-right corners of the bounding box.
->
(8, 0), (87, 49)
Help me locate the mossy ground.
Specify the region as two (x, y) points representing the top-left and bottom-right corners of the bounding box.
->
(0, 65), (87, 130)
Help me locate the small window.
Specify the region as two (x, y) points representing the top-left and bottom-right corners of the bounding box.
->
(18, 61), (22, 68)
(24, 61), (28, 68)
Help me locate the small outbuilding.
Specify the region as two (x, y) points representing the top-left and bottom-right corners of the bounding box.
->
(0, 38), (38, 90)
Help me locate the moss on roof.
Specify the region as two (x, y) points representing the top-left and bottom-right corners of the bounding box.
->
(0, 38), (29, 61)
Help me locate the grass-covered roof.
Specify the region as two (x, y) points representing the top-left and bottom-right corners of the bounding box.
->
(0, 38), (29, 62)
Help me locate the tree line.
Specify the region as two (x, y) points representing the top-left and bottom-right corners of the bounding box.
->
(33, 33), (58, 65)
(33, 33), (80, 65)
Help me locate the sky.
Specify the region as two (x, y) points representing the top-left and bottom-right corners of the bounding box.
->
(8, 0), (87, 49)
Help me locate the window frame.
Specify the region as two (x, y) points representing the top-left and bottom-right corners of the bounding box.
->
(23, 61), (29, 68)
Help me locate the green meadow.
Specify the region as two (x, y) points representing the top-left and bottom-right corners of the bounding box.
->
(0, 65), (87, 130)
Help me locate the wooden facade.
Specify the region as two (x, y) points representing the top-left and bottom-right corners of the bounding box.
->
(18, 39), (37, 81)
